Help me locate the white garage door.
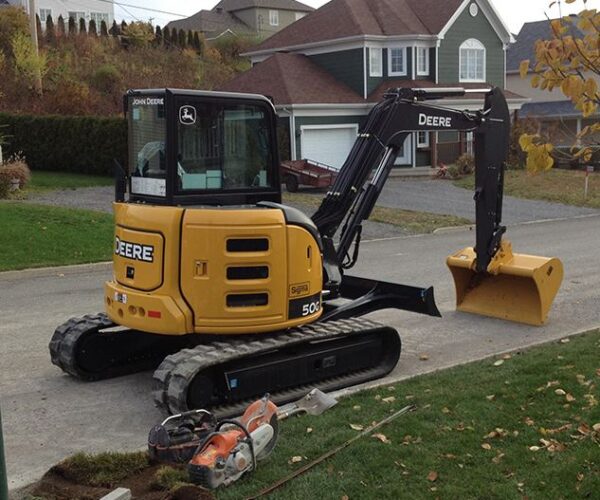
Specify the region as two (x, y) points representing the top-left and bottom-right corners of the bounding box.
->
(300, 124), (358, 170)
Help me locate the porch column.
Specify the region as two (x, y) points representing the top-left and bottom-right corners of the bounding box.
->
(431, 132), (438, 168)
(412, 132), (417, 168)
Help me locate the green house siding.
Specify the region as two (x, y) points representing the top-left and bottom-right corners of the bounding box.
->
(293, 115), (365, 159)
(438, 3), (504, 86)
(367, 48), (413, 95)
(309, 49), (365, 97)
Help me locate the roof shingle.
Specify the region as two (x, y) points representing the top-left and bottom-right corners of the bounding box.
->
(214, 0), (314, 12)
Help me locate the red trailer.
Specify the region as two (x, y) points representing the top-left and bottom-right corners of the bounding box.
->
(280, 159), (338, 192)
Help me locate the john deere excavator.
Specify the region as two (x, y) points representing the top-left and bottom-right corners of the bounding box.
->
(49, 87), (563, 416)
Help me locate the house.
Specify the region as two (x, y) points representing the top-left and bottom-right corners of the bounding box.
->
(507, 17), (599, 151)
(4, 0), (114, 27)
(220, 0), (527, 169)
(166, 0), (314, 41)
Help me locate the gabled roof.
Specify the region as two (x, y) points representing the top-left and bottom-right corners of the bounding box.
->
(507, 16), (583, 73)
(214, 0), (314, 12)
(247, 0), (465, 53)
(166, 9), (252, 35)
(218, 52), (364, 105)
(519, 100), (591, 118)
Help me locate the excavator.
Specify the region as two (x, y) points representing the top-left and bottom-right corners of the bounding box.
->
(49, 86), (563, 416)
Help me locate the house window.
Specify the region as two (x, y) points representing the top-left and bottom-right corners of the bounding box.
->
(269, 10), (279, 26)
(388, 47), (407, 76)
(39, 8), (52, 23)
(417, 131), (430, 148)
(90, 12), (109, 25)
(460, 38), (486, 82)
(369, 48), (383, 77)
(68, 11), (86, 22)
(295, 12), (306, 21)
(416, 47), (429, 76)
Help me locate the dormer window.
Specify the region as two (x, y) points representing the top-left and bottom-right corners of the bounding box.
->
(416, 47), (429, 76)
(269, 10), (279, 26)
(459, 38), (486, 82)
(370, 48), (383, 77)
(388, 47), (407, 76)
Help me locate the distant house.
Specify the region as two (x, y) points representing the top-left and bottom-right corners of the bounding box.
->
(4, 0), (114, 27)
(507, 17), (599, 149)
(221, 0), (526, 169)
(166, 0), (314, 40)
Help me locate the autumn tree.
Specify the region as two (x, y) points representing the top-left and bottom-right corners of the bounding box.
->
(519, 0), (600, 171)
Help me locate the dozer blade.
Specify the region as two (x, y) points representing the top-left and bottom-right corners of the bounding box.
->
(446, 241), (563, 326)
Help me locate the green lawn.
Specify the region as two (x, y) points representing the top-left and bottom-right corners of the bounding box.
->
(27, 171), (113, 192)
(31, 330), (600, 499)
(454, 169), (600, 208)
(0, 202), (113, 271)
(284, 192), (471, 233)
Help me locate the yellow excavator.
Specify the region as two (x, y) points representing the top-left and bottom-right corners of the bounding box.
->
(49, 87), (563, 416)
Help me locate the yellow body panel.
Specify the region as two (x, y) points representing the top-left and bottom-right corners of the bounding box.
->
(446, 240), (563, 326)
(105, 203), (323, 335)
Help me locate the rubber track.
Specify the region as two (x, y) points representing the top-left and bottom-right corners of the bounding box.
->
(153, 317), (399, 417)
(49, 313), (116, 380)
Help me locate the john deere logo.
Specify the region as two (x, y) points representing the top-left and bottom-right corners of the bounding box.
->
(179, 105), (196, 125)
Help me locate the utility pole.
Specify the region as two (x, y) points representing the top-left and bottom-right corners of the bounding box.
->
(28, 0), (43, 95)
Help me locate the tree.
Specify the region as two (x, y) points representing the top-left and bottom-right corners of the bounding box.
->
(155, 25), (162, 46)
(519, 0), (600, 171)
(178, 28), (186, 48)
(193, 31), (203, 53)
(68, 16), (77, 36)
(170, 27), (178, 46)
(79, 18), (87, 35)
(45, 15), (56, 44)
(110, 20), (120, 37)
(11, 31), (48, 90)
(100, 20), (109, 37)
(187, 29), (194, 47)
(57, 15), (65, 38)
(162, 26), (170, 47)
(89, 19), (97, 36)
(121, 20), (128, 33)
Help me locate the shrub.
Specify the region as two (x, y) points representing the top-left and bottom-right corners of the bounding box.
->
(0, 113), (127, 175)
(0, 153), (31, 190)
(446, 164), (461, 179)
(455, 153), (475, 176)
(90, 64), (121, 94)
(0, 176), (8, 198)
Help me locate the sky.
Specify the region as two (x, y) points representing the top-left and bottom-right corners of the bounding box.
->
(114, 0), (586, 34)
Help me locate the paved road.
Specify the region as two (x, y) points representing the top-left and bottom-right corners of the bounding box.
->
(2, 214), (600, 492)
(29, 178), (600, 224)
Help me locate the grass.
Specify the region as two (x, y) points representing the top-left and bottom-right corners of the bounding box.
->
(217, 330), (600, 500)
(0, 202), (114, 271)
(27, 171), (113, 192)
(284, 192), (470, 233)
(454, 169), (600, 208)
(36, 331), (599, 499)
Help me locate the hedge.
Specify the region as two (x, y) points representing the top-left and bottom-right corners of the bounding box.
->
(0, 113), (127, 175)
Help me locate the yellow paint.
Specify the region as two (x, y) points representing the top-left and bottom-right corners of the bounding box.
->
(446, 240), (564, 326)
(105, 203), (323, 336)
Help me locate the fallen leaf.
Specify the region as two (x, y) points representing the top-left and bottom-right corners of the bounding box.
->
(419, 354), (430, 361)
(577, 473), (584, 482)
(442, 407), (451, 414)
(560, 338), (570, 344)
(58, 273), (65, 277)
(341, 496), (349, 500)
(566, 393), (576, 402)
(372, 433), (391, 444)
(382, 396), (396, 403)
(502, 354), (512, 360)
(596, 368), (600, 377)
(387, 386), (395, 391)
(349, 424), (364, 431)
(481, 443), (492, 450)
(306, 427), (313, 434)
(524, 417), (535, 426)
(593, 423), (600, 432)
(427, 471), (438, 482)
(555, 389), (566, 396)
(443, 453), (456, 459)
(529, 446), (540, 452)
(405, 395), (415, 400)
(353, 405), (361, 410)
(290, 456), (303, 463)
(492, 453), (505, 464)
(374, 395), (382, 401)
(493, 359), (504, 367)
(486, 395), (496, 401)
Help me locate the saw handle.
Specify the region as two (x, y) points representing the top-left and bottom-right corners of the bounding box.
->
(160, 409), (214, 427)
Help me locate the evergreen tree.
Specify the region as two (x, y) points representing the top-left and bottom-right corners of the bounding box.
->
(100, 20), (109, 37)
(187, 30), (194, 47)
(45, 14), (56, 44)
(109, 20), (120, 36)
(68, 16), (77, 36)
(121, 20), (128, 33)
(57, 15), (65, 38)
(35, 14), (43, 43)
(89, 19), (97, 36)
(178, 28), (186, 48)
(155, 25), (162, 46)
(79, 18), (87, 35)
(193, 31), (202, 53)
(170, 27), (178, 46)
(162, 26), (170, 47)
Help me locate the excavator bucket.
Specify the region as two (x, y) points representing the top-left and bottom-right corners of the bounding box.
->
(447, 241), (563, 326)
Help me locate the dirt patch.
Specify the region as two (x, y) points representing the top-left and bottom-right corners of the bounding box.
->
(29, 464), (214, 500)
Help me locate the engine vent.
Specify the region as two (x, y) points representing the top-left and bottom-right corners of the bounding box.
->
(227, 266), (269, 280)
(226, 238), (269, 252)
(226, 293), (269, 308)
